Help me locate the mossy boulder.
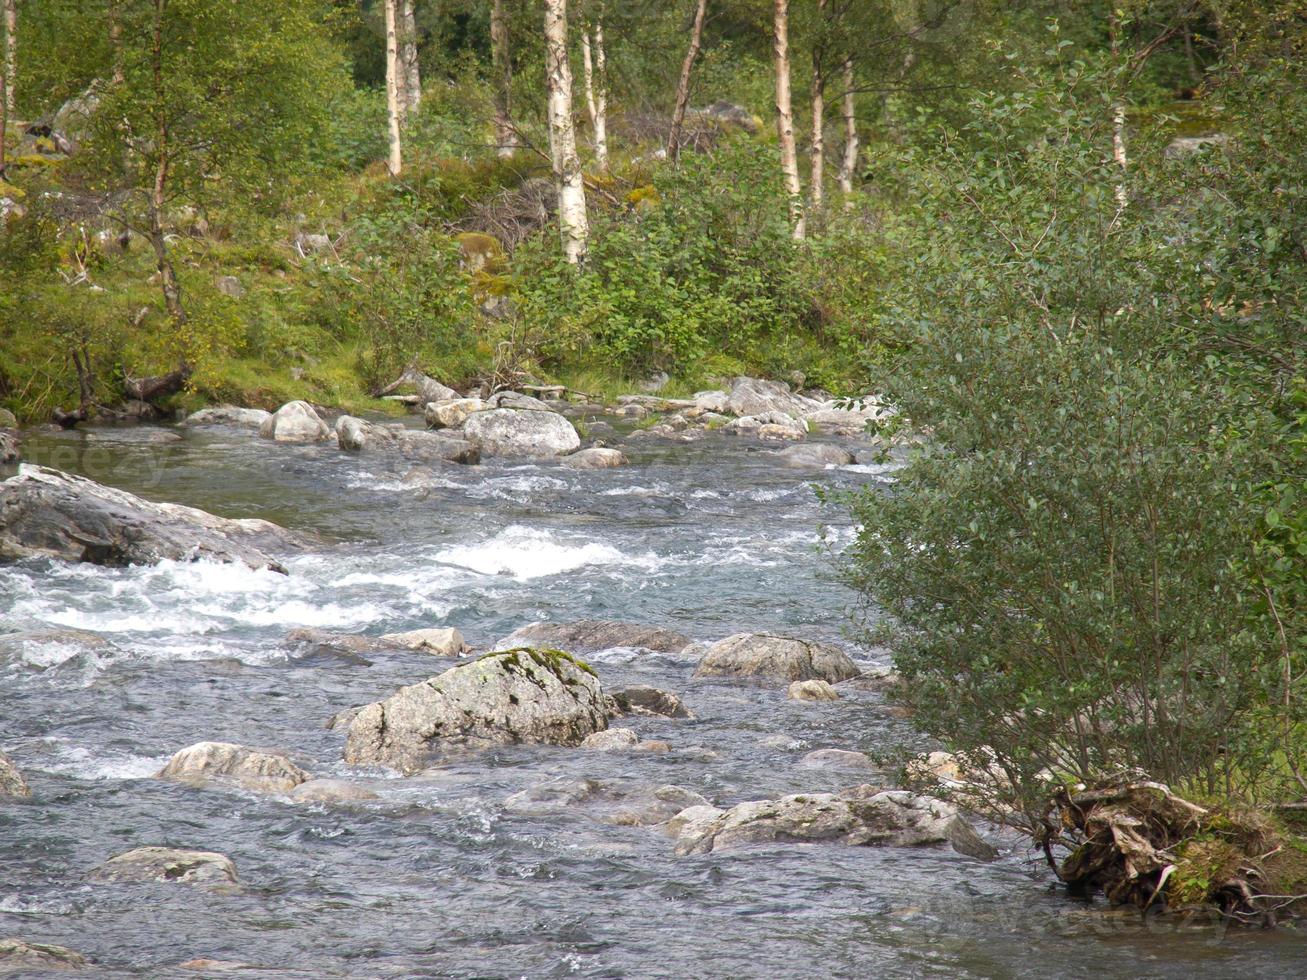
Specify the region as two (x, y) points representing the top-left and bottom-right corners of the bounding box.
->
(455, 232), (505, 275)
(343, 648), (610, 772)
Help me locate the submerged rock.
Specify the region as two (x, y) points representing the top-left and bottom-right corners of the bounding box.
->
(581, 727), (640, 751)
(183, 406), (271, 430)
(693, 633), (860, 684)
(671, 788), (995, 860)
(611, 685), (695, 719)
(157, 741), (310, 794)
(774, 443), (855, 468)
(258, 400), (331, 443)
(289, 779), (379, 804)
(462, 408), (580, 457)
(0, 938), (88, 972)
(561, 447), (628, 470)
(378, 627), (467, 656)
(0, 750), (30, 798)
(91, 847), (239, 884)
(343, 649), (611, 771)
(0, 465), (302, 572)
(798, 748), (877, 771)
(788, 679), (841, 701)
(492, 620), (692, 656)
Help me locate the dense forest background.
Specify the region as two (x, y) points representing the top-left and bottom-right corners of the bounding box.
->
(1, 0), (1304, 911)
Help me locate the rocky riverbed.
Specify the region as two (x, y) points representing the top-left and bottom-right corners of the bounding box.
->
(2, 382), (1302, 977)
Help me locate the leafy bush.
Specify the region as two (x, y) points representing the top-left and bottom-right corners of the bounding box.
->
(840, 44), (1300, 820)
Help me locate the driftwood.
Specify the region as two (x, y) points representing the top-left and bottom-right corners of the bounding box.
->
(1042, 779), (1304, 926)
(123, 361), (191, 403)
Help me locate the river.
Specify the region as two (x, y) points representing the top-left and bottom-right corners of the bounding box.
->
(2, 417), (1303, 977)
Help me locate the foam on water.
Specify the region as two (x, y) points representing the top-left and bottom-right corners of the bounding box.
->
(31, 739), (170, 781)
(433, 525), (662, 581)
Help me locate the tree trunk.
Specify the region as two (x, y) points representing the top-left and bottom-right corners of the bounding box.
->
(1110, 14), (1127, 208)
(108, 0), (124, 86)
(836, 58), (858, 200)
(4, 0), (15, 115)
(544, 0), (588, 264)
(773, 0), (804, 239)
(667, 0), (708, 163)
(384, 0), (403, 176)
(580, 18), (608, 172)
(148, 0), (184, 325)
(0, 41), (6, 178)
(809, 1), (826, 214)
(401, 0), (421, 117)
(490, 0), (518, 157)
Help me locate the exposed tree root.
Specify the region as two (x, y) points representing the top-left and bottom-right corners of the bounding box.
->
(1040, 779), (1307, 927)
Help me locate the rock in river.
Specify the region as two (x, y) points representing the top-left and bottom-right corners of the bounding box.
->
(561, 447), (628, 470)
(0, 465), (303, 572)
(462, 408), (580, 458)
(91, 847), (239, 884)
(773, 443), (855, 468)
(671, 788), (995, 860)
(183, 406), (271, 429)
(0, 938), (89, 972)
(492, 620), (691, 656)
(788, 679), (841, 701)
(0, 750), (30, 798)
(693, 633), (860, 684)
(157, 741), (311, 794)
(611, 685), (695, 719)
(378, 627), (467, 656)
(343, 649), (611, 772)
(258, 400), (331, 443)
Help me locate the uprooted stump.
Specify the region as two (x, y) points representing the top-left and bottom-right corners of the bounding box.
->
(1044, 780), (1307, 926)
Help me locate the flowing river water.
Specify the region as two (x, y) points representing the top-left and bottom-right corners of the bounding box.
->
(2, 417), (1304, 978)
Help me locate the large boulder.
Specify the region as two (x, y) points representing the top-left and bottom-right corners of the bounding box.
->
(693, 633), (859, 684)
(0, 939), (88, 972)
(462, 409), (580, 458)
(0, 429), (18, 465)
(343, 649), (611, 771)
(0, 750), (30, 798)
(393, 429), (481, 464)
(91, 847), (238, 885)
(156, 741), (310, 794)
(671, 788), (996, 860)
(258, 401), (331, 443)
(183, 406), (271, 429)
(491, 620), (691, 656)
(425, 398), (486, 429)
(335, 415), (400, 452)
(0, 465), (302, 572)
(725, 377), (823, 419)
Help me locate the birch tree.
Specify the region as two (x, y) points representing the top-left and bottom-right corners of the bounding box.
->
(384, 0), (403, 175)
(401, 0), (421, 117)
(580, 11), (608, 173)
(544, 0), (588, 263)
(773, 0), (804, 239)
(667, 0), (707, 163)
(4, 0), (15, 115)
(836, 57), (858, 199)
(809, 0), (828, 213)
(490, 0), (518, 156)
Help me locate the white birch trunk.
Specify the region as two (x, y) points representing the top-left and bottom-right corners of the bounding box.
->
(580, 20), (608, 173)
(773, 0), (804, 239)
(4, 0), (15, 115)
(402, 0), (421, 116)
(384, 0), (403, 176)
(837, 58), (858, 200)
(490, 0), (517, 156)
(544, 0), (589, 263)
